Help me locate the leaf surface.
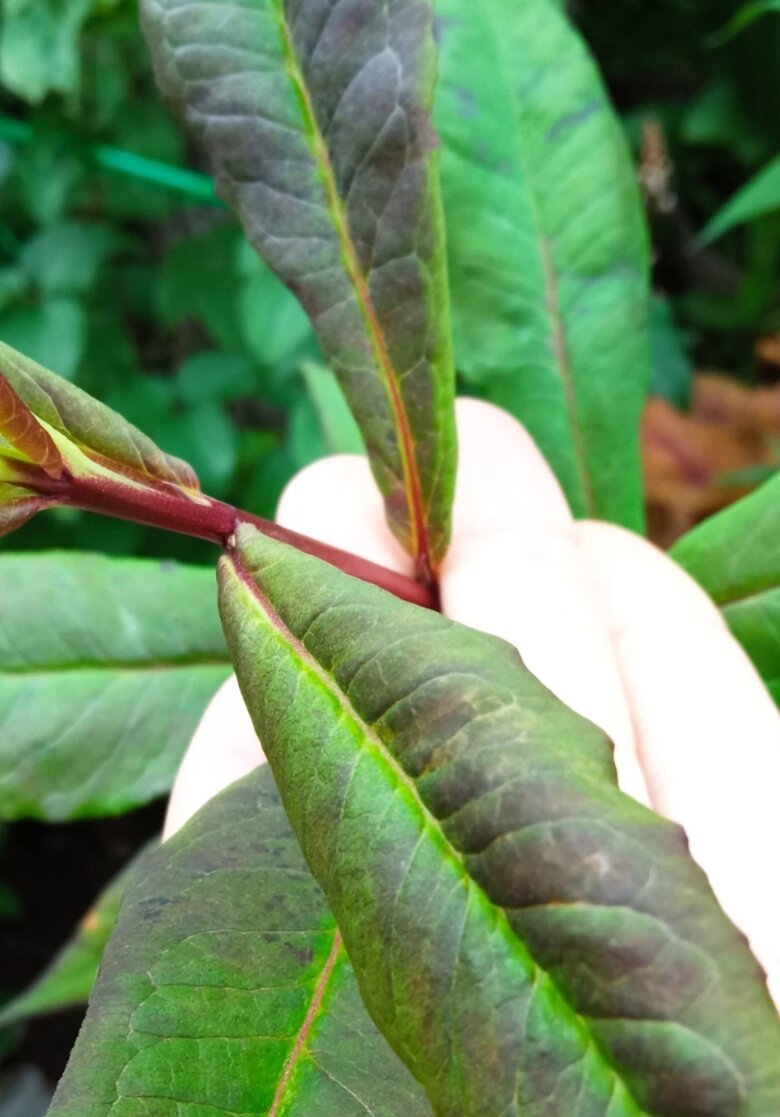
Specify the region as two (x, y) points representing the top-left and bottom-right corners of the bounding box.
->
(0, 845), (147, 1027)
(672, 475), (780, 703)
(710, 0), (780, 45)
(0, 340), (197, 490)
(141, 0), (457, 575)
(435, 0), (650, 527)
(219, 526), (780, 1117)
(0, 371), (63, 477)
(0, 553), (230, 821)
(700, 153), (780, 243)
(48, 765), (433, 1117)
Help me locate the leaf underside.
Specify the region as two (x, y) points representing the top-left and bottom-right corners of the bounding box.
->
(0, 370), (63, 476)
(48, 764), (433, 1117)
(0, 552), (230, 821)
(672, 474), (780, 705)
(219, 526), (780, 1117)
(0, 340), (197, 490)
(0, 492), (52, 539)
(140, 0), (457, 573)
(435, 0), (650, 528)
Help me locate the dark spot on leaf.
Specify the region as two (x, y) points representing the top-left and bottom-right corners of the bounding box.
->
(453, 87), (477, 119)
(137, 895), (170, 917)
(290, 945), (315, 967)
(546, 99), (602, 144)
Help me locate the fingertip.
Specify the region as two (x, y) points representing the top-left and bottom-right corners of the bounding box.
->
(163, 676), (264, 842)
(449, 397), (572, 541)
(440, 401), (642, 799)
(577, 520), (780, 998)
(575, 521), (727, 633)
(276, 454), (412, 573)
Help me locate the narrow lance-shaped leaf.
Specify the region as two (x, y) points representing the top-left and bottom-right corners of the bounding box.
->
(220, 526), (780, 1117)
(0, 356), (66, 534)
(672, 475), (780, 705)
(0, 339), (198, 491)
(0, 340), (214, 543)
(49, 765), (433, 1117)
(435, 0), (650, 528)
(0, 553), (230, 821)
(709, 0), (780, 46)
(0, 372), (63, 478)
(0, 843), (152, 1028)
(141, 0), (457, 578)
(699, 153), (780, 244)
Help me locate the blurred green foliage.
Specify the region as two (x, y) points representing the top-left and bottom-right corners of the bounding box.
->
(0, 0), (779, 564)
(0, 0), (366, 564)
(573, 0), (780, 384)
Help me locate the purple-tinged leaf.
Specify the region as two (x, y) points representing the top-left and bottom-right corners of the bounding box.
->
(219, 525), (780, 1117)
(48, 766), (433, 1117)
(0, 340), (197, 490)
(141, 0), (457, 580)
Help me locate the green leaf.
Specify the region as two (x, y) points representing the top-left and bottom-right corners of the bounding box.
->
(236, 244), (317, 376)
(710, 0), (780, 46)
(0, 0), (92, 104)
(175, 351), (257, 406)
(0, 298), (87, 381)
(141, 0), (457, 575)
(155, 224), (245, 352)
(0, 269), (27, 314)
(20, 223), (121, 295)
(48, 764), (433, 1117)
(302, 362), (365, 456)
(680, 82), (766, 164)
(0, 339), (198, 491)
(435, 0), (650, 528)
(0, 845), (146, 1026)
(649, 296), (693, 409)
(672, 475), (780, 703)
(289, 361), (366, 470)
(15, 126), (86, 226)
(0, 552), (230, 820)
(700, 154), (780, 244)
(219, 526), (780, 1116)
(0, 368), (63, 477)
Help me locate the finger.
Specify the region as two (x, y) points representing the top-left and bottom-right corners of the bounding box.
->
(280, 403), (648, 802)
(165, 401), (649, 840)
(577, 520), (780, 1005)
(164, 455), (409, 840)
(276, 454), (413, 573)
(441, 399), (650, 806)
(163, 675), (264, 840)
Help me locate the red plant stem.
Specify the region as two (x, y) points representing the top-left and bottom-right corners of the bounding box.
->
(56, 472), (437, 610)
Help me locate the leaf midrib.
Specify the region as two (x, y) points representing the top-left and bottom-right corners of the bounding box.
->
(268, 929), (343, 1116)
(228, 551), (649, 1114)
(479, 4), (596, 516)
(270, 0), (430, 571)
(0, 655), (229, 675)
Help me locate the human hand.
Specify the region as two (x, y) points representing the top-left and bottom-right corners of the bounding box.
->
(165, 398), (780, 1008)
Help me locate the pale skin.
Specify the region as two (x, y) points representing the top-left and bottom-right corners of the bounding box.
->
(165, 398), (780, 1010)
